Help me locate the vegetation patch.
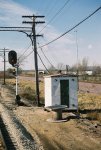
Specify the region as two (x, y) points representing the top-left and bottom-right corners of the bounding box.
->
(20, 85), (36, 101)
(78, 93), (101, 110)
(6, 78), (44, 104)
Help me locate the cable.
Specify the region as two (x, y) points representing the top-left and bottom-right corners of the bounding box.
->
(42, 37), (59, 65)
(21, 45), (50, 73)
(40, 6), (101, 48)
(41, 0), (58, 17)
(18, 43), (32, 60)
(38, 0), (71, 34)
(37, 53), (50, 73)
(37, 43), (56, 69)
(36, 0), (58, 31)
(24, 49), (33, 59)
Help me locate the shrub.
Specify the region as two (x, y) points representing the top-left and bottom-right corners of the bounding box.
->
(21, 85), (36, 101)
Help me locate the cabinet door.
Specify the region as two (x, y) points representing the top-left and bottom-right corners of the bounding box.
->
(60, 80), (69, 107)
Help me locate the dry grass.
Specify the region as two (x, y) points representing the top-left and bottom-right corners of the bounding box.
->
(86, 112), (101, 122)
(6, 78), (101, 122)
(78, 93), (101, 110)
(7, 78), (101, 108)
(6, 78), (44, 103)
(78, 92), (101, 122)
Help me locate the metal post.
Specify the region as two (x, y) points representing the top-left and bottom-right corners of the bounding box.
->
(15, 65), (20, 105)
(15, 67), (18, 96)
(75, 30), (79, 90)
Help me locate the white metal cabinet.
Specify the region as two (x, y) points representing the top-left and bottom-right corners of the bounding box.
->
(44, 75), (78, 110)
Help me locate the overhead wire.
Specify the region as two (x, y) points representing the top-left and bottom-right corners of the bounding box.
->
(24, 49), (33, 59)
(38, 0), (71, 34)
(17, 5), (101, 71)
(21, 44), (50, 73)
(40, 6), (101, 48)
(36, 0), (58, 30)
(19, 5), (101, 72)
(18, 43), (32, 60)
(41, 0), (58, 17)
(37, 52), (50, 73)
(18, 0), (70, 70)
(42, 37), (58, 65)
(37, 42), (56, 69)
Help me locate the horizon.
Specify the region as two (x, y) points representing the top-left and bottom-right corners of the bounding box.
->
(0, 0), (101, 71)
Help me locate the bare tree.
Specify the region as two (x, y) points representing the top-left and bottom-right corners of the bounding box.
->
(92, 64), (101, 75)
(70, 57), (88, 75)
(17, 53), (26, 66)
(82, 57), (88, 71)
(57, 63), (65, 70)
(48, 65), (56, 74)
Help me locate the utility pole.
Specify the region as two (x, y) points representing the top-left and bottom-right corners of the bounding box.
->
(0, 48), (9, 84)
(22, 15), (45, 106)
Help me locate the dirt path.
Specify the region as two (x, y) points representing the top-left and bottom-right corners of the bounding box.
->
(0, 85), (101, 150)
(14, 107), (101, 150)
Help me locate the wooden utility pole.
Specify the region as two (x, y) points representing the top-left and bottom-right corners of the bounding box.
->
(22, 15), (45, 106)
(0, 48), (9, 84)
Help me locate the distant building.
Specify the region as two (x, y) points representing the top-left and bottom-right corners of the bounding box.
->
(85, 70), (93, 75)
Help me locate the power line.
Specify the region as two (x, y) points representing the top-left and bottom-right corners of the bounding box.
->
(40, 6), (101, 48)
(37, 43), (56, 69)
(38, 0), (71, 34)
(0, 27), (31, 29)
(18, 43), (32, 60)
(42, 0), (58, 17)
(24, 49), (33, 59)
(42, 37), (59, 65)
(22, 46), (50, 73)
(36, 0), (58, 31)
(0, 25), (49, 74)
(37, 53), (50, 73)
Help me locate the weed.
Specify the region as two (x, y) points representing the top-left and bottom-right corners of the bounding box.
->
(86, 112), (101, 123)
(86, 112), (98, 120)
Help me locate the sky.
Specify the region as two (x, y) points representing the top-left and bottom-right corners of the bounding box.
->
(0, 0), (101, 70)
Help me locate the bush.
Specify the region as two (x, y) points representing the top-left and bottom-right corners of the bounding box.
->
(21, 85), (36, 101)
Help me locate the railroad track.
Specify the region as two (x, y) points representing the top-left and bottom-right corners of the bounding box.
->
(0, 116), (16, 150)
(0, 84), (44, 150)
(0, 103), (43, 150)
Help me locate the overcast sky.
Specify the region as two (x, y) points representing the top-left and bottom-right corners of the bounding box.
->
(0, 0), (101, 70)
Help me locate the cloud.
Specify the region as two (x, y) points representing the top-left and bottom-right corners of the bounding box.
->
(0, 0), (77, 70)
(88, 44), (93, 49)
(0, 0), (31, 15)
(0, 0), (33, 25)
(37, 25), (76, 66)
(39, 25), (75, 56)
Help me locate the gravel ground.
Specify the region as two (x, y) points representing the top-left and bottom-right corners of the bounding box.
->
(0, 134), (5, 150)
(0, 84), (101, 150)
(0, 86), (44, 150)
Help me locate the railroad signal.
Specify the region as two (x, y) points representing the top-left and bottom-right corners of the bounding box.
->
(8, 50), (17, 66)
